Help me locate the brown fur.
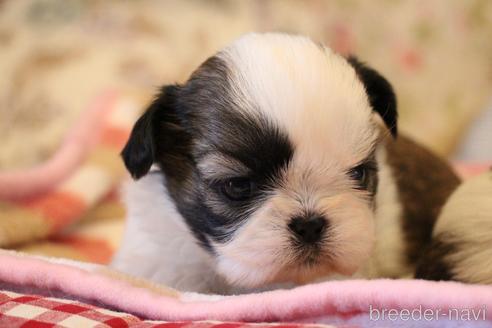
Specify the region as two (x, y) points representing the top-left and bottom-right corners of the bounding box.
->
(384, 135), (461, 268)
(414, 235), (456, 281)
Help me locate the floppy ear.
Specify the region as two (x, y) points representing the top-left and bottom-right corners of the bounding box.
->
(121, 101), (158, 179)
(348, 56), (398, 137)
(121, 85), (183, 179)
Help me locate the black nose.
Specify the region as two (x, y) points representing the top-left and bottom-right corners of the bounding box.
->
(288, 215), (327, 244)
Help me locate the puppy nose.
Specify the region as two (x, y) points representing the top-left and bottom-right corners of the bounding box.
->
(288, 215), (327, 243)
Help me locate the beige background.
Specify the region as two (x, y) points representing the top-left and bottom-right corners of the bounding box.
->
(1, 0), (492, 169)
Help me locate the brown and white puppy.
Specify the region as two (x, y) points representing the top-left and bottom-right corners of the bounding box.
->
(111, 33), (460, 294)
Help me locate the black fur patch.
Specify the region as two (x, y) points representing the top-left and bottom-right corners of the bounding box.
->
(347, 56), (398, 137)
(173, 115), (294, 248)
(121, 104), (157, 179)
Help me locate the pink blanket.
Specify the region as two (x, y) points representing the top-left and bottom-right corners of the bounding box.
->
(0, 250), (491, 328)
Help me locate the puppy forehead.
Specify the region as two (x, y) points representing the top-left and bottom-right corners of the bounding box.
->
(217, 33), (378, 166)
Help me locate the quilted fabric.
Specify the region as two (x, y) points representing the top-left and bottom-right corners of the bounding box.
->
(0, 290), (334, 328)
(0, 91), (138, 262)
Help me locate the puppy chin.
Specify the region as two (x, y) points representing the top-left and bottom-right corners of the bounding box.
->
(214, 251), (367, 288)
(213, 256), (334, 288)
(214, 256), (279, 288)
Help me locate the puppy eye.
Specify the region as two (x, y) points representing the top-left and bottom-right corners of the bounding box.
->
(348, 164), (367, 185)
(219, 177), (255, 201)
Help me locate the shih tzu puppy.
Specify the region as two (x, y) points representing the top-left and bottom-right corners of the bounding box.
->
(111, 33), (460, 294)
(415, 169), (492, 284)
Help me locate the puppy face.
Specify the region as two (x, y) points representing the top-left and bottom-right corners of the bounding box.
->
(122, 33), (397, 288)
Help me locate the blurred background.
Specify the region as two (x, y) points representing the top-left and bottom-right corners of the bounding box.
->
(0, 0), (491, 262)
(2, 0), (492, 167)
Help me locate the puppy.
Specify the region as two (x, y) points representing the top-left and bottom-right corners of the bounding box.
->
(111, 33), (460, 294)
(415, 169), (492, 284)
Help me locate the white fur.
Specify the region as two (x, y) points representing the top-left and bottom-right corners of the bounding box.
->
(220, 33), (378, 167)
(356, 147), (413, 278)
(432, 170), (492, 284)
(111, 170), (230, 294)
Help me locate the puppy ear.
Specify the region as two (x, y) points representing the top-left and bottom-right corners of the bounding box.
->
(348, 56), (398, 137)
(121, 85), (182, 179)
(121, 102), (158, 179)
